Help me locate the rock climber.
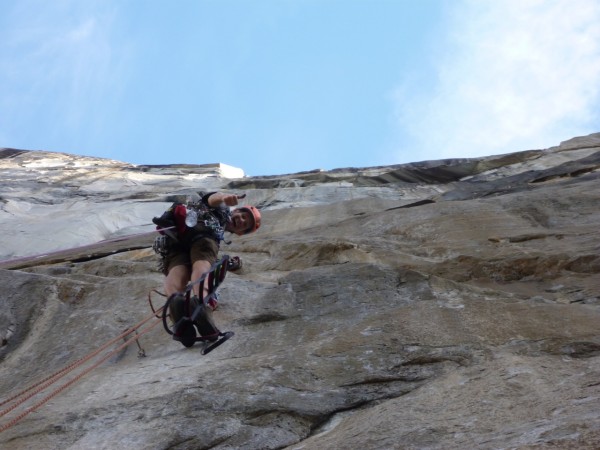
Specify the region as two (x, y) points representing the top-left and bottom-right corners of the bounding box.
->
(152, 191), (261, 340)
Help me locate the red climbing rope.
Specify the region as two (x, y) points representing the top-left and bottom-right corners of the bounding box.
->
(0, 306), (163, 433)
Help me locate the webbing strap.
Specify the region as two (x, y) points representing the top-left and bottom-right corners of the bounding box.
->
(183, 255), (230, 302)
(162, 255), (229, 336)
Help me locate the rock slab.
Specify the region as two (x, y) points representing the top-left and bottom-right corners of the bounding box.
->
(0, 134), (599, 449)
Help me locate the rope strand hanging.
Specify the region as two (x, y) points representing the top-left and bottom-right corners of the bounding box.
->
(0, 307), (163, 433)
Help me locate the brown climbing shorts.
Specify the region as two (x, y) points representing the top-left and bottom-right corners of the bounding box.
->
(163, 237), (219, 274)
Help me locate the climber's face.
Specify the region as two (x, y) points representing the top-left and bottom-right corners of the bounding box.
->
(228, 209), (255, 236)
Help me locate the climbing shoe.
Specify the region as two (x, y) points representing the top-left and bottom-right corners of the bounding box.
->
(168, 293), (186, 324)
(227, 256), (243, 272)
(169, 293), (197, 347)
(176, 322), (197, 348)
(191, 296), (219, 341)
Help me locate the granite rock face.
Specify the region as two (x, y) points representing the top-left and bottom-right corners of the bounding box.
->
(0, 134), (599, 449)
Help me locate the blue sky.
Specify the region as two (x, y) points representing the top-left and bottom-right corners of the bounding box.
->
(1, 0), (599, 176)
